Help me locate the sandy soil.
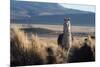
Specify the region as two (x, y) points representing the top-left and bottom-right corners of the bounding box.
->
(11, 23), (95, 33)
(11, 23), (95, 43)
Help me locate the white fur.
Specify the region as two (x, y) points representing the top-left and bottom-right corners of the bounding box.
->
(62, 19), (72, 50)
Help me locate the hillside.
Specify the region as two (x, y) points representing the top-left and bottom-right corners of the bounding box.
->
(11, 0), (95, 26)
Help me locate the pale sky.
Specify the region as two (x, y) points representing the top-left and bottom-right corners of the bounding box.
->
(17, 0), (96, 12)
(59, 4), (95, 12)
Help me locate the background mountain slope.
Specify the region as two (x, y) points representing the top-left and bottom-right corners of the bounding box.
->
(11, 0), (95, 26)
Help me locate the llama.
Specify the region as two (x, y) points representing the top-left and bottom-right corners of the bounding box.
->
(58, 17), (72, 51)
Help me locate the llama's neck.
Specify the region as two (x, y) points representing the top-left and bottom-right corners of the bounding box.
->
(62, 20), (72, 50)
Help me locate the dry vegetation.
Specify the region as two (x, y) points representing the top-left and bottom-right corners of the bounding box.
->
(10, 27), (95, 66)
(10, 28), (67, 66)
(67, 35), (95, 63)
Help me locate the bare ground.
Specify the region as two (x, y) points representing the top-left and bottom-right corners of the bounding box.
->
(10, 23), (95, 44)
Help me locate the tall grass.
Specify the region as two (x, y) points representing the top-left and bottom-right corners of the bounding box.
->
(10, 27), (95, 66)
(10, 28), (67, 66)
(67, 35), (95, 63)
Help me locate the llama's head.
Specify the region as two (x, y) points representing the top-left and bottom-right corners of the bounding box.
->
(63, 16), (71, 31)
(64, 17), (70, 22)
